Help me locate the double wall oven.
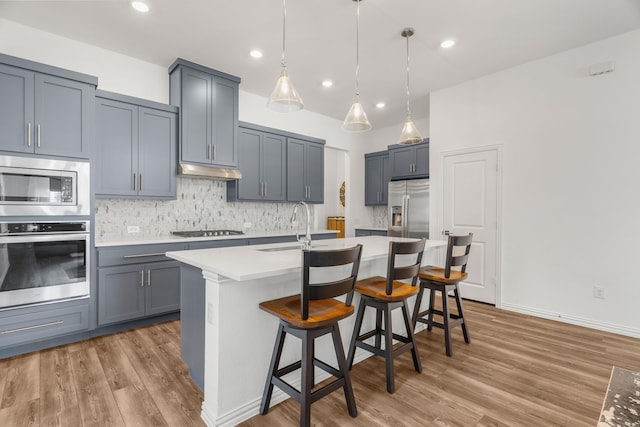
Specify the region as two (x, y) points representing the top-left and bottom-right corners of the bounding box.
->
(0, 155), (90, 310)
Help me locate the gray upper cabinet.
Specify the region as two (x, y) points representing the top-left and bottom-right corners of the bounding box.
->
(227, 124), (286, 201)
(0, 55), (97, 159)
(95, 91), (177, 199)
(169, 58), (241, 168)
(287, 137), (324, 203)
(389, 140), (429, 180)
(365, 151), (390, 206)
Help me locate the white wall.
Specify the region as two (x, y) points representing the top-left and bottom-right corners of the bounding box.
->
(430, 29), (640, 336)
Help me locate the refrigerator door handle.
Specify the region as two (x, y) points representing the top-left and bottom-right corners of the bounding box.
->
(402, 195), (410, 237)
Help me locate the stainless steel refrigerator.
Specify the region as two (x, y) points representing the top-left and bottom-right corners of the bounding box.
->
(388, 179), (430, 238)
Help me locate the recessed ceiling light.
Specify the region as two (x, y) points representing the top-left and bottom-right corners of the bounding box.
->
(321, 80), (333, 88)
(131, 1), (150, 13)
(441, 39), (455, 49)
(249, 49), (263, 59)
(376, 102), (386, 109)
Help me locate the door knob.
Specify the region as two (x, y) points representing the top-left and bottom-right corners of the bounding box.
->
(442, 230), (451, 236)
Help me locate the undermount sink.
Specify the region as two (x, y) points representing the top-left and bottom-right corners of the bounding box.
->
(257, 244), (328, 252)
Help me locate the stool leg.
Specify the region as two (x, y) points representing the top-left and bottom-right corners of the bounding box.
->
(454, 284), (471, 344)
(260, 323), (286, 414)
(402, 299), (422, 373)
(300, 329), (313, 427)
(427, 288), (436, 331)
(383, 304), (395, 393)
(442, 287), (453, 356)
(347, 299), (366, 370)
(331, 324), (357, 417)
(374, 306), (383, 349)
(412, 284), (425, 328)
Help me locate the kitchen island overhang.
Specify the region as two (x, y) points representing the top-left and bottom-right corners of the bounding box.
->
(166, 235), (446, 427)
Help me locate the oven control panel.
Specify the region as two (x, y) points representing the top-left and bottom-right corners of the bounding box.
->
(0, 221), (88, 235)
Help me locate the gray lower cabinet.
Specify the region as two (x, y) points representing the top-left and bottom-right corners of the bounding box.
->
(0, 55), (97, 158)
(0, 301), (89, 349)
(169, 58), (240, 168)
(355, 228), (388, 237)
(227, 125), (286, 201)
(388, 140), (429, 180)
(97, 243), (186, 326)
(287, 137), (325, 203)
(96, 91), (177, 199)
(365, 151), (390, 206)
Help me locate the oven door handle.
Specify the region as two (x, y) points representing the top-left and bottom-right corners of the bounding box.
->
(0, 233), (89, 244)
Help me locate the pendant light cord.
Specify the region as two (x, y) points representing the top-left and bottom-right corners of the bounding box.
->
(281, 0), (287, 68)
(355, 0), (361, 99)
(405, 31), (411, 115)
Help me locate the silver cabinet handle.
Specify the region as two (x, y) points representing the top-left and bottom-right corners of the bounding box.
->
(264, 182), (267, 196)
(147, 269), (151, 287)
(123, 253), (166, 259)
(139, 174), (143, 191)
(1, 320), (63, 335)
(133, 174), (136, 191)
(27, 123), (32, 147)
(207, 144), (211, 159)
(140, 270), (144, 287)
(37, 124), (41, 147)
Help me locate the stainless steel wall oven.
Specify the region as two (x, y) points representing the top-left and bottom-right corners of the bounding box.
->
(0, 221), (90, 309)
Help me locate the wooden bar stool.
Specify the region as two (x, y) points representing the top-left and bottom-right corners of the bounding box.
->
(413, 233), (473, 356)
(346, 239), (426, 394)
(259, 244), (363, 427)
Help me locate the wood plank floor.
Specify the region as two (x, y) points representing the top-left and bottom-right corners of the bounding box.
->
(1, 300), (639, 426)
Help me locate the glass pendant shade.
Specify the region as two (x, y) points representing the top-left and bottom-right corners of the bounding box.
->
(398, 113), (423, 144)
(342, 100), (371, 132)
(268, 67), (304, 112)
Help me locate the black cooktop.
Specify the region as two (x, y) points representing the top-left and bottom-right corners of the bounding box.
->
(171, 230), (244, 238)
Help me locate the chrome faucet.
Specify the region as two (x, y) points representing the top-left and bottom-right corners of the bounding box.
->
(290, 201), (312, 250)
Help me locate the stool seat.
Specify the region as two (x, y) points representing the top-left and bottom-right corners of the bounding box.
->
(355, 276), (420, 302)
(260, 295), (355, 329)
(419, 266), (467, 284)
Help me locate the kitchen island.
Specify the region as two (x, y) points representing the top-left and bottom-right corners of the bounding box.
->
(166, 235), (446, 427)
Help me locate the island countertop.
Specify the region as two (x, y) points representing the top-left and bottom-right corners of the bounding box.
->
(166, 235), (447, 282)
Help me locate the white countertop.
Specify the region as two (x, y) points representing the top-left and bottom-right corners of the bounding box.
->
(95, 229), (339, 247)
(166, 235), (447, 282)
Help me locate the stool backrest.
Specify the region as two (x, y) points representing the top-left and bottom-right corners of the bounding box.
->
(301, 244), (363, 320)
(444, 233), (473, 278)
(385, 238), (426, 295)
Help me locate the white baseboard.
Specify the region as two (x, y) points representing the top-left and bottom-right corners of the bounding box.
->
(500, 302), (640, 339)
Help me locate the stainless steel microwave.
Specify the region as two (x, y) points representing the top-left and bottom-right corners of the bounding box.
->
(0, 155), (90, 216)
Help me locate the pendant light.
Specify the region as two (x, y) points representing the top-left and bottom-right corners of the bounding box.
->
(398, 27), (423, 144)
(268, 0), (304, 112)
(342, 0), (371, 132)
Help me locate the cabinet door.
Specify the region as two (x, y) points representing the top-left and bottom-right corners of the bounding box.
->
(180, 68), (212, 164)
(211, 77), (238, 167)
(95, 99), (138, 196)
(145, 261), (181, 316)
(236, 128), (262, 200)
(381, 154), (390, 204)
(0, 64), (34, 153)
(138, 107), (177, 198)
(365, 155), (383, 205)
(98, 265), (145, 325)
(34, 73), (91, 158)
(287, 138), (306, 201)
(306, 142), (324, 203)
(262, 132), (286, 201)
(414, 143), (429, 177)
(390, 146), (415, 179)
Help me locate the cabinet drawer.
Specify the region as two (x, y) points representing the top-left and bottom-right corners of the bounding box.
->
(98, 243), (187, 267)
(0, 304), (89, 348)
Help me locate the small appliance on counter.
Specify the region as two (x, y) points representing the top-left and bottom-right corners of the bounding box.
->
(388, 179), (429, 238)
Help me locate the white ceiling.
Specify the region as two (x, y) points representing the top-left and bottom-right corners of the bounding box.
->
(2, 0), (640, 129)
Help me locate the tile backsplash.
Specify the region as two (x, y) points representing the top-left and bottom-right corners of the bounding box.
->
(95, 177), (313, 240)
(371, 206), (388, 228)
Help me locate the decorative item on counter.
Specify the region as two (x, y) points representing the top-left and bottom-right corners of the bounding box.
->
(340, 181), (346, 207)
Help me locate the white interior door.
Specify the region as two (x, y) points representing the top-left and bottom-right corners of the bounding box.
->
(442, 147), (500, 304)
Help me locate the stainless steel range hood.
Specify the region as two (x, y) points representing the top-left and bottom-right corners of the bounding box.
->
(179, 164), (242, 180)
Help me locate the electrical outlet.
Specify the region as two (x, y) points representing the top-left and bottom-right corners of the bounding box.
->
(593, 286), (605, 299)
(243, 222), (252, 229)
(127, 225), (140, 234)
